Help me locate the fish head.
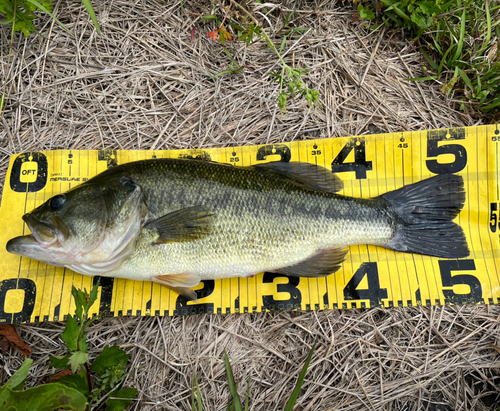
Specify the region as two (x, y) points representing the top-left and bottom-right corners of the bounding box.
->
(7, 175), (146, 266)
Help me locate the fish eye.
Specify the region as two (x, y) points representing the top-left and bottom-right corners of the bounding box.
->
(50, 195), (66, 210)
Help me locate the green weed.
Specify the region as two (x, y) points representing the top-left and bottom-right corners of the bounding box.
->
(191, 342), (317, 410)
(0, 282), (137, 411)
(0, 0), (100, 36)
(0, 0), (100, 116)
(203, 1), (320, 113)
(355, 0), (500, 117)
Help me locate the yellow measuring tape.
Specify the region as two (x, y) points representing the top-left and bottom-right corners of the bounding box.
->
(0, 125), (499, 323)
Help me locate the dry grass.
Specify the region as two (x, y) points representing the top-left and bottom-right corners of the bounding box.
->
(0, 0), (498, 410)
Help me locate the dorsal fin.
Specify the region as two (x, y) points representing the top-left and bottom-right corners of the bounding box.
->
(252, 162), (343, 193)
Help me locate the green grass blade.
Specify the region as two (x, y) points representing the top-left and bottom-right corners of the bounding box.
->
(245, 376), (250, 411)
(451, 8), (466, 64)
(456, 68), (475, 92)
(283, 342), (317, 411)
(81, 0), (101, 34)
(24, 0), (72, 35)
(479, 0), (492, 55)
(481, 99), (500, 111)
(279, 35), (287, 54)
(196, 374), (203, 411)
(224, 352), (243, 411)
(380, 0), (410, 21)
(420, 49), (439, 72)
(438, 42), (454, 75)
(407, 75), (439, 81)
(191, 370), (203, 411)
(281, 9), (297, 30)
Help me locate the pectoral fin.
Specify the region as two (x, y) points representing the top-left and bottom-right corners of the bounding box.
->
(145, 206), (215, 244)
(152, 273), (201, 302)
(274, 247), (348, 277)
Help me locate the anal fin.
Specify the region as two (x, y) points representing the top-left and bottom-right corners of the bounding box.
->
(274, 247), (348, 277)
(152, 273), (201, 302)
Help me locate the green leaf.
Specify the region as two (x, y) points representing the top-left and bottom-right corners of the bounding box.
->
(72, 287), (86, 318)
(61, 316), (79, 352)
(419, 1), (442, 15)
(81, 0), (101, 34)
(57, 374), (89, 396)
(79, 333), (88, 354)
(410, 9), (429, 28)
(24, 0), (72, 35)
(201, 14), (217, 20)
(5, 358), (33, 391)
(224, 352), (243, 411)
(278, 93), (287, 112)
(90, 346), (130, 375)
(358, 5), (375, 20)
(50, 354), (72, 370)
(283, 342), (316, 411)
(89, 280), (99, 308)
(68, 351), (89, 374)
(0, 382), (87, 411)
(105, 388), (137, 411)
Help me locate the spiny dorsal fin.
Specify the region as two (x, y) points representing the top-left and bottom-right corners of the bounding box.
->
(144, 206), (215, 244)
(252, 162), (343, 193)
(274, 247), (348, 277)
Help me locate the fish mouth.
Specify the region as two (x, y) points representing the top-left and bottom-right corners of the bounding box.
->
(6, 214), (68, 258)
(22, 214), (67, 247)
(6, 234), (43, 255)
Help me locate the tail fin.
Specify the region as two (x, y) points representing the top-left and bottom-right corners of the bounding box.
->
(383, 174), (469, 258)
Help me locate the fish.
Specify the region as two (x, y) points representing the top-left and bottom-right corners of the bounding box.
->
(6, 158), (469, 301)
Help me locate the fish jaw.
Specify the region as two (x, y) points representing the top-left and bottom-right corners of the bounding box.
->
(6, 234), (72, 265)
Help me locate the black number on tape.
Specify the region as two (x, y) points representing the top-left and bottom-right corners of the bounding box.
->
(178, 151), (212, 161)
(426, 128), (467, 174)
(0, 278), (36, 324)
(439, 260), (482, 304)
(256, 144), (291, 162)
(92, 276), (115, 317)
(490, 203), (499, 233)
(331, 138), (372, 179)
(262, 273), (301, 310)
(98, 150), (118, 168)
(10, 152), (48, 193)
(343, 262), (388, 306)
(175, 280), (215, 315)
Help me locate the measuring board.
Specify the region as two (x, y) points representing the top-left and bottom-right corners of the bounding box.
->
(0, 125), (499, 324)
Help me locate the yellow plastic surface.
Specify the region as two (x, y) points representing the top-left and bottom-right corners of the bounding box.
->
(0, 125), (499, 323)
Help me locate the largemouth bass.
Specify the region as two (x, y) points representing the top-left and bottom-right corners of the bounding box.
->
(6, 159), (469, 300)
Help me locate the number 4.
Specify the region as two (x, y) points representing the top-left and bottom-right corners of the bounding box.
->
(331, 138), (373, 179)
(343, 263), (387, 306)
